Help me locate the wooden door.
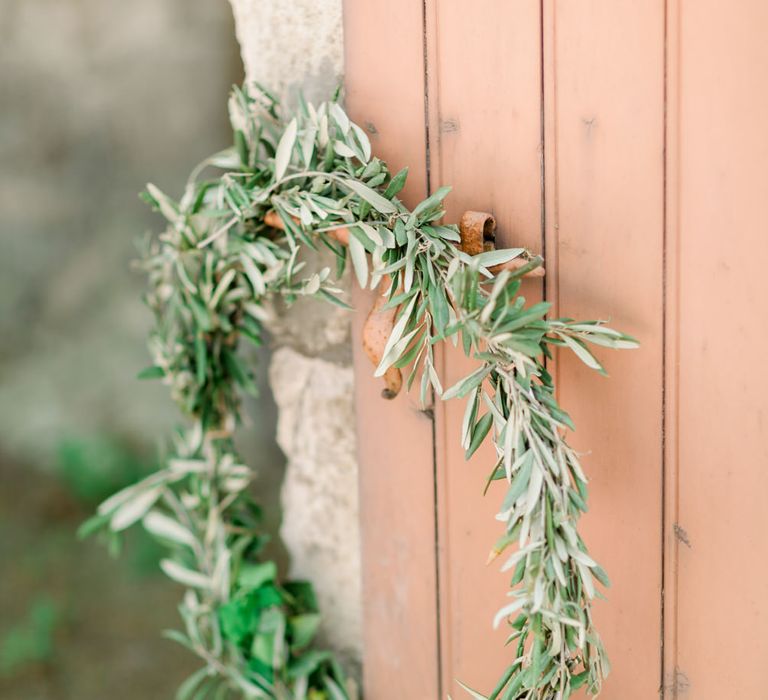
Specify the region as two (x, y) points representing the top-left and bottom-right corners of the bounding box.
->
(344, 1), (768, 698)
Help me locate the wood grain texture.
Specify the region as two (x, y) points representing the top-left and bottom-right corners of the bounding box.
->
(667, 1), (768, 695)
(344, 1), (440, 698)
(542, 3), (665, 697)
(424, 1), (545, 695)
(346, 2), (768, 697)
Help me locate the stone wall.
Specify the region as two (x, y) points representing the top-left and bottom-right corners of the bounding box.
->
(227, 0), (363, 671)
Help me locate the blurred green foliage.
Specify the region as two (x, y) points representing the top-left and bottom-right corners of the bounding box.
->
(55, 434), (169, 575)
(55, 436), (151, 506)
(0, 597), (58, 677)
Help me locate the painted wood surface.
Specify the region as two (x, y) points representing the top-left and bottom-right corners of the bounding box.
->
(423, 2), (545, 695)
(542, 3), (666, 697)
(665, 1), (768, 696)
(344, 2), (440, 698)
(345, 1), (768, 697)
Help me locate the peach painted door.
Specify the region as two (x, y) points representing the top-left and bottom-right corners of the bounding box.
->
(344, 1), (768, 698)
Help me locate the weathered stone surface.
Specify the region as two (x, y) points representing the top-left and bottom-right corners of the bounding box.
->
(270, 347), (361, 671)
(228, 0), (344, 107)
(227, 0), (363, 668)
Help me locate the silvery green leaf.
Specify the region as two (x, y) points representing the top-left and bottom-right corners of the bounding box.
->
(566, 323), (622, 336)
(411, 185), (451, 218)
(481, 391), (505, 428)
(143, 511), (197, 548)
(350, 122), (372, 162)
(577, 561), (596, 599)
(146, 183), (180, 223)
(460, 388), (480, 450)
(446, 255), (461, 282)
(403, 229), (417, 292)
(420, 364), (431, 408)
(160, 559), (211, 590)
(177, 668), (210, 700)
(299, 202), (313, 227)
(567, 546), (598, 568)
(378, 225), (396, 248)
(348, 232), (368, 288)
(231, 672), (271, 699)
(162, 629), (194, 652)
(244, 241), (279, 266)
(531, 575), (546, 613)
(559, 333), (605, 373)
(307, 100), (318, 123)
(301, 126), (317, 166)
(428, 362), (443, 395)
(318, 112), (329, 147)
(357, 221), (383, 246)
(222, 475), (251, 493)
(293, 676), (308, 700)
(503, 417), (516, 480)
(370, 247), (386, 290)
(551, 551), (568, 587)
(303, 274), (322, 296)
(493, 597), (527, 629)
(499, 450), (534, 515)
(329, 101), (350, 134)
(375, 257), (406, 276)
(209, 268), (236, 309)
(442, 365), (491, 401)
(342, 178), (397, 214)
(374, 295), (418, 376)
(518, 512), (531, 547)
(211, 549), (231, 600)
(587, 335), (639, 350)
(274, 117), (297, 181)
(305, 194), (329, 220)
(474, 248), (525, 269)
(110, 485), (163, 532)
(560, 520), (578, 548)
(557, 615), (584, 630)
(376, 326), (421, 375)
(96, 473), (161, 515)
(524, 462), (544, 516)
(533, 434), (562, 478)
(207, 149), (241, 169)
(240, 254), (266, 295)
(500, 540), (544, 573)
(431, 225), (461, 242)
(227, 91), (246, 131)
(480, 270), (511, 324)
(334, 140), (357, 158)
(169, 458), (208, 474)
(324, 678), (348, 700)
(454, 682), (489, 700)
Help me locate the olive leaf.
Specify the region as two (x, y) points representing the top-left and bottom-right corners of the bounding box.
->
(274, 117), (297, 181)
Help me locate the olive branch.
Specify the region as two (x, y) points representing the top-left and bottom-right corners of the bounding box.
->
(82, 83), (637, 700)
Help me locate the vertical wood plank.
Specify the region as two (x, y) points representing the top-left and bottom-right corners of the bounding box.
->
(343, 3), (440, 698)
(669, 1), (768, 695)
(542, 2), (665, 697)
(425, 1), (544, 694)
(662, 0), (681, 693)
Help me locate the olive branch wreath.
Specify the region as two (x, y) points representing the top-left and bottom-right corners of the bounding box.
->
(81, 84), (637, 700)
